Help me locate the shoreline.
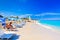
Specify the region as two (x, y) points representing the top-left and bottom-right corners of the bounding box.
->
(35, 20), (60, 33)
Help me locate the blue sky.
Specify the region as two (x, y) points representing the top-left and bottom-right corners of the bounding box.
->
(0, 0), (60, 17)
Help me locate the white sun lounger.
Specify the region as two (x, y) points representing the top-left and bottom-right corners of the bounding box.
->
(12, 21), (26, 28)
(0, 30), (15, 40)
(0, 34), (13, 40)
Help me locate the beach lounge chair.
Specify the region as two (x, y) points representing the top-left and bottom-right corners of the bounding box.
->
(0, 34), (14, 40)
(0, 30), (15, 40)
(12, 21), (26, 28)
(13, 23), (23, 28)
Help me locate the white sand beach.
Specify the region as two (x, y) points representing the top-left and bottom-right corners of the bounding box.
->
(5, 21), (60, 40)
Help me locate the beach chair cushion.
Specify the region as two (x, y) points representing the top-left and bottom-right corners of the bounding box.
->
(0, 34), (13, 40)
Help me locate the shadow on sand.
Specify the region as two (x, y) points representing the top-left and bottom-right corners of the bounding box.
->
(12, 34), (20, 40)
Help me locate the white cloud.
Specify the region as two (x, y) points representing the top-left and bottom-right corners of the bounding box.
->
(35, 13), (60, 16)
(35, 13), (60, 20)
(40, 18), (60, 20)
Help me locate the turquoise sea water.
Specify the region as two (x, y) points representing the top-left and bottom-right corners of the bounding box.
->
(39, 20), (60, 30)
